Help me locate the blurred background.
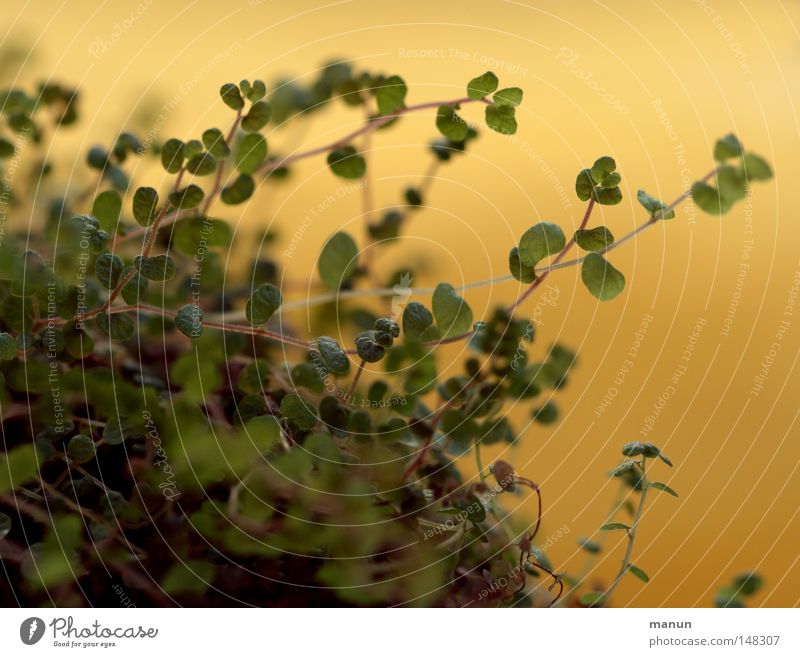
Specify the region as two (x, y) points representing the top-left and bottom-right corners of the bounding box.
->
(2, 0), (798, 606)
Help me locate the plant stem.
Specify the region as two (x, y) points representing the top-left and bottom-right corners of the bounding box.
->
(345, 359), (366, 399)
(474, 442), (518, 544)
(603, 458), (649, 603)
(257, 96), (485, 176)
(562, 479), (627, 606)
(42, 169), (717, 353)
(507, 198), (595, 314)
(116, 111), (242, 246)
(246, 167), (718, 318)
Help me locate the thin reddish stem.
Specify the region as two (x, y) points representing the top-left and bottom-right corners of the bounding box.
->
(507, 198), (595, 315)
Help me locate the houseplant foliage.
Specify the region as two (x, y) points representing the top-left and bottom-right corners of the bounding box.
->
(0, 63), (771, 607)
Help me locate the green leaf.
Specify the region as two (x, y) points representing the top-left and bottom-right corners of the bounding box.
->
(404, 187), (423, 207)
(168, 184), (205, 209)
(742, 153), (773, 181)
(103, 414), (144, 445)
(485, 104), (517, 135)
(245, 283), (283, 325)
(574, 226), (614, 252)
(613, 460), (637, 477)
(161, 138), (185, 173)
(532, 401), (558, 424)
(0, 137), (15, 158)
(600, 172), (622, 188)
(120, 266), (148, 304)
(622, 441), (647, 456)
(375, 75), (407, 114)
(717, 165), (748, 205)
(280, 394), (317, 430)
(518, 222), (566, 267)
(594, 186), (623, 205)
(186, 152), (217, 176)
(135, 254), (176, 281)
(629, 565), (650, 582)
(714, 133), (743, 161)
(1, 296), (33, 333)
(242, 100), (272, 132)
(581, 253), (625, 301)
(326, 146), (366, 179)
(162, 560), (214, 595)
(22, 515), (83, 590)
(66, 434), (95, 464)
(493, 87), (523, 107)
(244, 414), (282, 452)
(454, 492), (486, 523)
(94, 253), (124, 288)
(578, 537), (601, 554)
(315, 336), (350, 374)
(402, 302), (434, 341)
(591, 156), (616, 183)
(467, 71), (498, 99)
(649, 482), (678, 497)
(175, 304), (203, 338)
(171, 353), (221, 403)
(0, 444), (39, 494)
(508, 246), (536, 283)
(220, 174), (255, 205)
(132, 186), (159, 226)
(436, 105), (469, 141)
(600, 522), (630, 531)
(62, 321), (94, 359)
(318, 231), (359, 290)
(185, 139), (204, 159)
(715, 586), (745, 608)
(87, 146), (109, 170)
(235, 134), (267, 174)
(173, 217), (232, 256)
(202, 128), (230, 158)
(432, 283), (473, 338)
(691, 181), (728, 215)
(0, 332), (17, 360)
(579, 591), (606, 607)
(91, 190), (122, 232)
(733, 571), (763, 596)
(355, 330), (386, 363)
(575, 168), (595, 202)
(96, 312), (135, 341)
(658, 453), (673, 467)
(244, 79), (266, 102)
(637, 189), (675, 220)
(577, 159), (622, 205)
(220, 83), (244, 110)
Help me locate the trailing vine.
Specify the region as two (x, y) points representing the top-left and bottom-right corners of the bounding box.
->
(0, 63), (772, 606)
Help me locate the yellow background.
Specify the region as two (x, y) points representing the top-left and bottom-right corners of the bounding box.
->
(3, 0), (798, 607)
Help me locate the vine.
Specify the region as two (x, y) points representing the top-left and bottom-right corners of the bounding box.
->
(0, 63), (772, 607)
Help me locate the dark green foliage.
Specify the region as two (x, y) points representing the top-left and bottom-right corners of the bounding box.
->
(327, 146), (366, 179)
(0, 69), (773, 611)
(245, 283), (282, 325)
(241, 101), (272, 132)
(575, 156), (623, 205)
(436, 105), (469, 141)
(318, 231), (359, 289)
(235, 134), (267, 174)
(132, 186), (159, 226)
(467, 71), (498, 99)
(374, 75), (407, 114)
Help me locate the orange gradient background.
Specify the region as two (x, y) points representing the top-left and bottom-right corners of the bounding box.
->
(2, 0), (798, 607)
